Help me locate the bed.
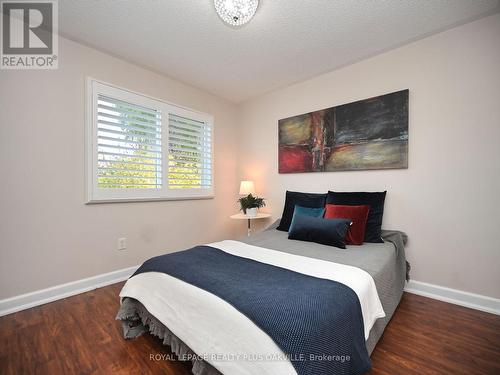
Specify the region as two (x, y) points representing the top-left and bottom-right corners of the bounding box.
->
(117, 222), (407, 375)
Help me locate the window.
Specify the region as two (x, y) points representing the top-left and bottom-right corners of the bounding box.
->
(86, 79), (214, 203)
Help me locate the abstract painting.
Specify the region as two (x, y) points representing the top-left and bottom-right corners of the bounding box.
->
(278, 89), (408, 173)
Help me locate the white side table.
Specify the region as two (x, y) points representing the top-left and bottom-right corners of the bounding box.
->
(230, 212), (272, 236)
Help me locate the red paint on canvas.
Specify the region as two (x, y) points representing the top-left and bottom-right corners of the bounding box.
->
(279, 146), (312, 173)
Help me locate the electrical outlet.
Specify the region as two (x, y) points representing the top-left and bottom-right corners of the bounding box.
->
(117, 237), (127, 251)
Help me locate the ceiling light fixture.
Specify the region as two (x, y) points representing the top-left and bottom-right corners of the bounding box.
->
(214, 0), (259, 27)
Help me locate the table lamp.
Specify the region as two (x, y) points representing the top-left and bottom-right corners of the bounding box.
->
(239, 180), (255, 196)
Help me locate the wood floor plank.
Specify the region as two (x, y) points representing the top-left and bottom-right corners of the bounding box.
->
(368, 293), (500, 375)
(0, 284), (498, 374)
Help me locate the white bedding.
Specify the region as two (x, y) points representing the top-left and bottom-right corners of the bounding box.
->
(119, 240), (385, 375)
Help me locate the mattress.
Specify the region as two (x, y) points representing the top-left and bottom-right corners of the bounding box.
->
(242, 223), (407, 354)
(117, 225), (407, 374)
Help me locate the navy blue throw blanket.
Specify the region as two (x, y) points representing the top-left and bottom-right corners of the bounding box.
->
(133, 246), (371, 375)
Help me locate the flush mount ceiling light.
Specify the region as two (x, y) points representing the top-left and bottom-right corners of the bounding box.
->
(214, 0), (259, 27)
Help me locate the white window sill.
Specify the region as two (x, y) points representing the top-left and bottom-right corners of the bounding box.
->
(85, 195), (215, 204)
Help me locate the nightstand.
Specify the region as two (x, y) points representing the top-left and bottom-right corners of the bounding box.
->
(230, 212), (271, 236)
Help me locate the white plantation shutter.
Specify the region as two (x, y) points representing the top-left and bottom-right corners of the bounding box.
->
(86, 79), (214, 202)
(97, 95), (163, 189)
(167, 113), (212, 190)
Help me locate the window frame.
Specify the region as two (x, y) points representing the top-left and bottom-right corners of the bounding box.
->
(85, 78), (214, 204)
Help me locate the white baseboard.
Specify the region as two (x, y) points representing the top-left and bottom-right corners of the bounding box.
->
(2, 269), (499, 317)
(405, 280), (500, 315)
(0, 265), (138, 317)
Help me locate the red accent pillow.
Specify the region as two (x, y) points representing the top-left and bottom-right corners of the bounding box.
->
(324, 204), (370, 245)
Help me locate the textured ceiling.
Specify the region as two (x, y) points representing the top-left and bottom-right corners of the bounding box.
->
(59, 0), (499, 102)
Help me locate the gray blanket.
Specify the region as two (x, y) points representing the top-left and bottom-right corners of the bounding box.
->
(117, 224), (407, 374)
(242, 223), (408, 354)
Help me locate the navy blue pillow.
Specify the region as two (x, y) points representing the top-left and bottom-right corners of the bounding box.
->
(277, 191), (327, 232)
(288, 215), (352, 249)
(289, 205), (325, 233)
(326, 191), (386, 243)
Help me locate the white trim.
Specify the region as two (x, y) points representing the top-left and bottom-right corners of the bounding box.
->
(405, 280), (500, 316)
(3, 269), (498, 318)
(0, 265), (139, 317)
(85, 77), (215, 203)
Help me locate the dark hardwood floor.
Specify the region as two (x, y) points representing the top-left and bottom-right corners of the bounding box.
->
(1, 283), (499, 375)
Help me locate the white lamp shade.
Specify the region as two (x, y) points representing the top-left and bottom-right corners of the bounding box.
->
(239, 180), (255, 195)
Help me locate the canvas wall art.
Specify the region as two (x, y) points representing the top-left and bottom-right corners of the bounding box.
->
(278, 89), (409, 173)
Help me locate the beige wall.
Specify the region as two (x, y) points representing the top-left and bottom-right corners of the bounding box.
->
(237, 14), (500, 299)
(0, 37), (239, 299)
